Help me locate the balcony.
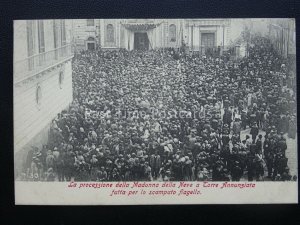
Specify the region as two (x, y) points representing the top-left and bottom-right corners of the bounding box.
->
(14, 44), (73, 84)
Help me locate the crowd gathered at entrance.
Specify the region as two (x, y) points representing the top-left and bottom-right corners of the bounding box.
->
(21, 35), (297, 182)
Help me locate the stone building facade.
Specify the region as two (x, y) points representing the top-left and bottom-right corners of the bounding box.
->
(73, 19), (231, 53)
(14, 20), (74, 174)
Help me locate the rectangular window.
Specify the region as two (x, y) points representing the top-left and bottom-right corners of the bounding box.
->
(53, 20), (58, 49)
(61, 19), (66, 46)
(53, 20), (61, 59)
(87, 19), (94, 26)
(26, 21), (35, 56)
(38, 20), (45, 53)
(26, 20), (35, 70)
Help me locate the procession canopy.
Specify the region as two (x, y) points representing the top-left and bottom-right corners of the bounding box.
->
(121, 21), (162, 31)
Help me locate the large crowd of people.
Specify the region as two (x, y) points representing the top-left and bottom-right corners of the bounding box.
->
(21, 35), (297, 182)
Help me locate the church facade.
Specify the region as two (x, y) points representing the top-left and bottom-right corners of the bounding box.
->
(73, 19), (231, 53)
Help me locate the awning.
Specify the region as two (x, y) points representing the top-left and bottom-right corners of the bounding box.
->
(121, 22), (162, 31)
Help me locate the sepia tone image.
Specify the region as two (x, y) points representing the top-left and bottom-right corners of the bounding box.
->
(14, 19), (297, 184)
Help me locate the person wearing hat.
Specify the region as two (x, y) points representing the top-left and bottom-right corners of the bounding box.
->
(64, 151), (75, 182)
(90, 155), (99, 181)
(221, 127), (230, 148)
(254, 153), (264, 181)
(149, 152), (161, 180)
(55, 148), (65, 182)
(250, 123), (259, 143)
(46, 168), (56, 182)
(98, 166), (108, 181)
(232, 117), (242, 136)
(277, 133), (287, 157)
(45, 150), (55, 172)
(109, 168), (121, 181)
(240, 110), (247, 130)
(255, 134), (263, 155)
(263, 135), (274, 178)
(246, 144), (256, 181)
(196, 162), (209, 181)
(230, 160), (243, 181)
(183, 156), (193, 181)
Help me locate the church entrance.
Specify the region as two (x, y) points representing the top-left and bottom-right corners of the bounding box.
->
(87, 43), (95, 50)
(86, 37), (96, 51)
(134, 32), (149, 50)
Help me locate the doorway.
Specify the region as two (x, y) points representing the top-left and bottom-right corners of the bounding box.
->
(86, 37), (96, 50)
(87, 42), (95, 50)
(201, 33), (215, 47)
(201, 33), (216, 55)
(134, 32), (149, 50)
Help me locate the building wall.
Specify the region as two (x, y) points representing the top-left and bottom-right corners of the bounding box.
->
(73, 19), (100, 50)
(14, 20), (73, 164)
(14, 61), (73, 176)
(14, 21), (29, 62)
(269, 19), (296, 58)
(102, 19), (120, 48)
(14, 61), (73, 153)
(73, 19), (231, 51)
(185, 19), (231, 51)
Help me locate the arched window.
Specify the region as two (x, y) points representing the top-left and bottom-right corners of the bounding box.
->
(87, 37), (95, 41)
(106, 24), (114, 43)
(169, 24), (176, 42)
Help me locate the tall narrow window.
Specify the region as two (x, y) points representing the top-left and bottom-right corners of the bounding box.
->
(87, 19), (94, 26)
(53, 20), (58, 49)
(169, 24), (176, 42)
(27, 21), (34, 56)
(37, 20), (45, 65)
(53, 20), (61, 59)
(106, 24), (114, 43)
(61, 19), (66, 46)
(26, 20), (35, 70)
(53, 20), (57, 60)
(37, 20), (45, 53)
(54, 20), (62, 47)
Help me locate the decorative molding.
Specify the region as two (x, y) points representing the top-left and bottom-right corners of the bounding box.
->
(14, 56), (73, 88)
(14, 57), (72, 93)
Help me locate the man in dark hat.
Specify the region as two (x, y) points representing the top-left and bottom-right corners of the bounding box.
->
(250, 123), (259, 143)
(241, 110), (247, 130)
(246, 146), (256, 181)
(263, 135), (274, 178)
(223, 109), (232, 128)
(232, 117), (242, 137)
(272, 152), (288, 181)
(230, 160), (243, 181)
(255, 134), (263, 155)
(277, 133), (287, 157)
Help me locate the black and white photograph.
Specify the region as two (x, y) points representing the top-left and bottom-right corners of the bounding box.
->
(13, 18), (297, 204)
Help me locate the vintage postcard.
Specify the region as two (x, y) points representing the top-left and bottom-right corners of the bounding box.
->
(14, 19), (297, 205)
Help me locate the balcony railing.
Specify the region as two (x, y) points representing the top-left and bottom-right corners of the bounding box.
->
(14, 44), (73, 83)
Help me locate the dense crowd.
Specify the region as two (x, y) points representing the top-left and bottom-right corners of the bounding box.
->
(21, 35), (297, 182)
